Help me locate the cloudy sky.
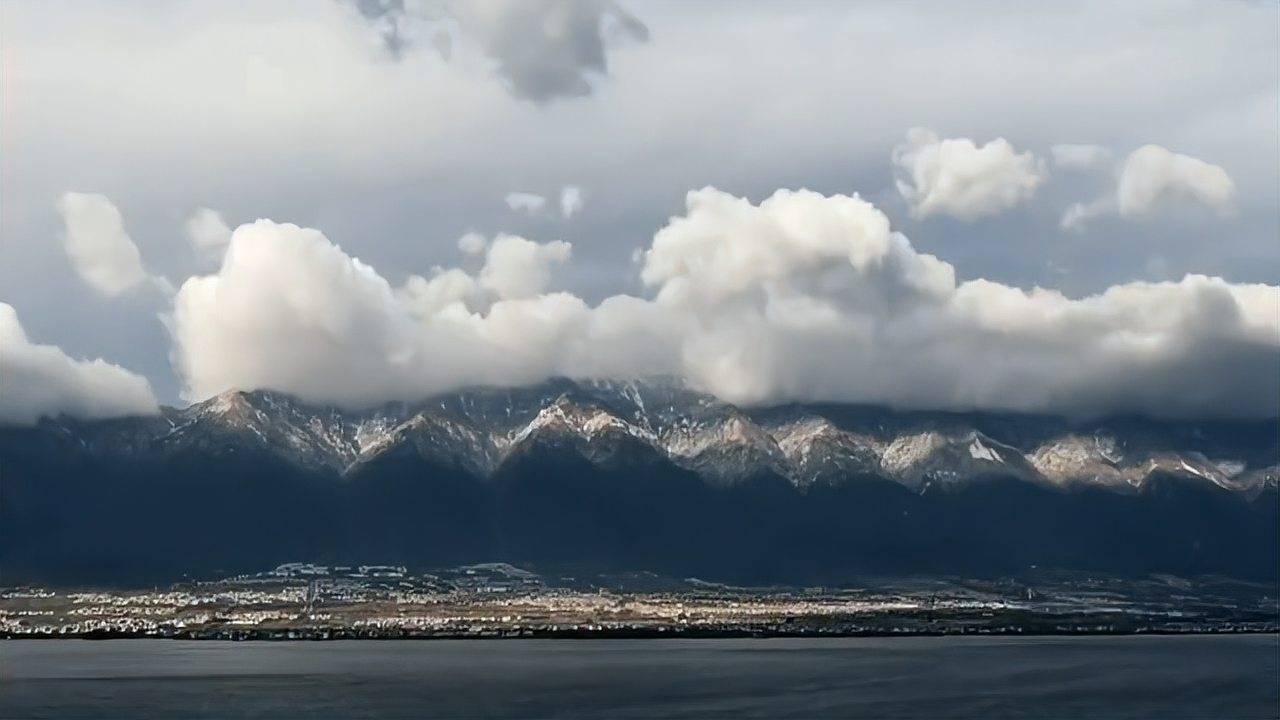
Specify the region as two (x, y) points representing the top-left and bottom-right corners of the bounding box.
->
(1, 0), (1277, 423)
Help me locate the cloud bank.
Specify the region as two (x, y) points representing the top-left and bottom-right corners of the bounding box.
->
(169, 220), (605, 407)
(893, 128), (1048, 221)
(0, 303), (159, 425)
(1062, 145), (1236, 230)
(166, 187), (1280, 419)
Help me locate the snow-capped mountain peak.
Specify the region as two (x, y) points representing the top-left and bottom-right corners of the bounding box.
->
(42, 379), (1278, 495)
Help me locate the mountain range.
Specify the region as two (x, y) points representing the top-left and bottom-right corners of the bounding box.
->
(1, 378), (1276, 585)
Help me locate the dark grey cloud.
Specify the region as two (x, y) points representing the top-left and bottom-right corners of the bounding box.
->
(459, 0), (648, 102)
(347, 0), (648, 102)
(352, 0), (415, 59)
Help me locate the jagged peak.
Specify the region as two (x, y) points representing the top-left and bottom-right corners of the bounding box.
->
(190, 388), (304, 419)
(880, 431), (949, 473)
(188, 389), (274, 430)
(18, 380), (1276, 495)
(199, 389), (253, 414)
(509, 395), (655, 447)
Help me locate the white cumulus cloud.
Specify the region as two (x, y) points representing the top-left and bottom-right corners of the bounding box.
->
(1117, 144), (1235, 218)
(505, 191), (547, 215)
(0, 303), (159, 425)
(457, 232), (488, 255)
(166, 187), (1279, 419)
(504, 187), (583, 219)
(638, 188), (1276, 416)
(892, 128), (1048, 221)
(479, 234), (571, 300)
(57, 192), (151, 296)
(185, 207), (233, 261)
(559, 185), (584, 219)
(168, 222), (604, 406)
(1061, 144), (1236, 230)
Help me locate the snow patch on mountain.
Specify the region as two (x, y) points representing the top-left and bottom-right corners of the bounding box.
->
(968, 436), (1001, 463)
(509, 396), (658, 447)
(1213, 459), (1247, 478)
(661, 412), (790, 483)
(766, 418), (884, 486)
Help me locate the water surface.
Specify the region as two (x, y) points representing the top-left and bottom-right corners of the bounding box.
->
(2, 636), (1277, 718)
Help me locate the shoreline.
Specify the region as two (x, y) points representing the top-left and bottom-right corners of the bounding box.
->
(6, 626), (1277, 641)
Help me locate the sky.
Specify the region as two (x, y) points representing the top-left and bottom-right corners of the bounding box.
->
(0, 0), (1277, 423)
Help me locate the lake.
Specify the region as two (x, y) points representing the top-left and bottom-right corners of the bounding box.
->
(2, 636), (1277, 718)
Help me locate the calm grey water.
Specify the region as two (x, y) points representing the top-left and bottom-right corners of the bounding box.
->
(2, 636), (1277, 719)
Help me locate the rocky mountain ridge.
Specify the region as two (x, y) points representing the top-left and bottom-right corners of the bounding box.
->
(32, 378), (1279, 496)
(4, 378), (1275, 586)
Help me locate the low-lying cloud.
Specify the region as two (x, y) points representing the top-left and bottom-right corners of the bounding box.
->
(165, 186), (1280, 419)
(893, 128), (1048, 221)
(0, 303), (159, 425)
(169, 220), (603, 407)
